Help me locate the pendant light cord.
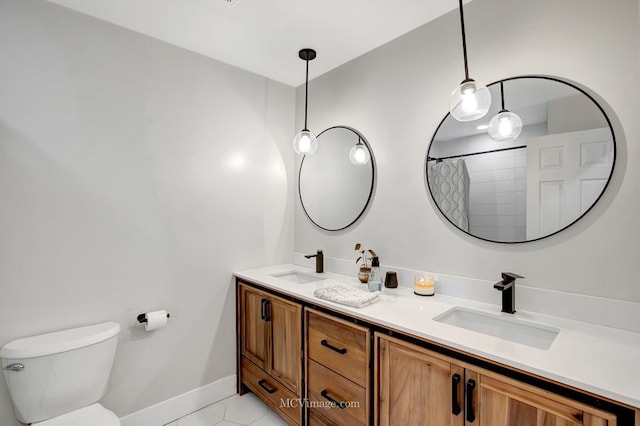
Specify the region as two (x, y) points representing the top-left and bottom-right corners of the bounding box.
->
(458, 0), (470, 81)
(500, 81), (505, 110)
(304, 57), (309, 130)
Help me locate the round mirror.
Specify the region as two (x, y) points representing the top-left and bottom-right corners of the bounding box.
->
(426, 76), (615, 243)
(299, 126), (375, 231)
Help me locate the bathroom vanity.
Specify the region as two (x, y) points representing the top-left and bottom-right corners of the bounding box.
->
(235, 266), (640, 425)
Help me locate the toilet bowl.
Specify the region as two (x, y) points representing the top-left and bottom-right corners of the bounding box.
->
(0, 322), (121, 425)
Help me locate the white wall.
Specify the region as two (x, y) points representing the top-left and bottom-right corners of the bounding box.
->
(0, 1), (294, 425)
(547, 94), (608, 134)
(467, 147), (528, 242)
(294, 0), (640, 302)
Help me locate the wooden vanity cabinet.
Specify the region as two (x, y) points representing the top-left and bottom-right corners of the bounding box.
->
(237, 281), (634, 425)
(239, 283), (302, 425)
(376, 333), (617, 426)
(305, 308), (371, 425)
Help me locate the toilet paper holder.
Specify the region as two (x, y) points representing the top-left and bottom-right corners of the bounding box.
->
(136, 312), (170, 324)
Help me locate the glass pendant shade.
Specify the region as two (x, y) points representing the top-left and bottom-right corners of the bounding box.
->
(488, 110), (523, 141)
(293, 129), (318, 155)
(349, 142), (370, 165)
(450, 80), (492, 121)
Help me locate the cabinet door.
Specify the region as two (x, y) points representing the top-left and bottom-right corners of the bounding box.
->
(240, 285), (269, 370)
(377, 334), (463, 426)
(479, 375), (615, 426)
(269, 296), (302, 395)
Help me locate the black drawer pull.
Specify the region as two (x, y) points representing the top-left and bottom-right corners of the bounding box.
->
(320, 389), (347, 409)
(258, 379), (276, 394)
(320, 339), (347, 354)
(451, 373), (461, 415)
(466, 379), (476, 423)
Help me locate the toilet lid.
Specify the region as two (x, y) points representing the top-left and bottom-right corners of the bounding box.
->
(33, 403), (120, 426)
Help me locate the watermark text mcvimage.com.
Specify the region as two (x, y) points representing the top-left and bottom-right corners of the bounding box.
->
(280, 397), (360, 410)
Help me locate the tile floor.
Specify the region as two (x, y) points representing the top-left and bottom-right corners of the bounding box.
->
(164, 392), (288, 426)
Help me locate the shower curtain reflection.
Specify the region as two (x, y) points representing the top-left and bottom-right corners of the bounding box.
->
(427, 159), (470, 232)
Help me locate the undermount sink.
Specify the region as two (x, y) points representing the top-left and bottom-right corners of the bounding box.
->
(433, 307), (559, 350)
(270, 271), (328, 284)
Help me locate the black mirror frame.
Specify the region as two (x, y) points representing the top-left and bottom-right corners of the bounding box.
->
(426, 75), (617, 244)
(298, 125), (376, 231)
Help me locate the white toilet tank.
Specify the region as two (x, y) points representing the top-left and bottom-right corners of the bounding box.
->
(0, 322), (120, 424)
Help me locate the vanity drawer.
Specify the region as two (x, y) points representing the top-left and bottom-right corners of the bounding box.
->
(241, 357), (300, 425)
(307, 360), (367, 426)
(306, 309), (369, 387)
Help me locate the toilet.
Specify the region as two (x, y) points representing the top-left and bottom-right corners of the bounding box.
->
(0, 322), (121, 425)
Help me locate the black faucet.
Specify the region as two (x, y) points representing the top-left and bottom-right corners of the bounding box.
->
(493, 272), (524, 314)
(304, 249), (324, 273)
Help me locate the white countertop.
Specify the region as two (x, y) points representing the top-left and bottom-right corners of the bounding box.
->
(235, 264), (640, 409)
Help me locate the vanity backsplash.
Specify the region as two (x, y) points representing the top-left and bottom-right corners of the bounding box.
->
(293, 251), (640, 333)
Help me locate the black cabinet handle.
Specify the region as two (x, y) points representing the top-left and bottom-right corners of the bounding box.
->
(320, 339), (347, 354)
(260, 299), (271, 322)
(258, 379), (276, 394)
(260, 299), (267, 320)
(320, 389), (346, 409)
(451, 373), (461, 415)
(466, 379), (476, 423)
(264, 300), (271, 322)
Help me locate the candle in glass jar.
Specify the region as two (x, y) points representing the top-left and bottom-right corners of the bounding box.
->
(414, 274), (435, 296)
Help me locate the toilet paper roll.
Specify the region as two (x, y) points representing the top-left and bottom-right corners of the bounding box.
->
(144, 310), (168, 331)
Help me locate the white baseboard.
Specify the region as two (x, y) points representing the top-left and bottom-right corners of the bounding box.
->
(119, 375), (236, 426)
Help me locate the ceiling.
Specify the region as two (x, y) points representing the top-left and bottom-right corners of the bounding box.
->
(46, 0), (465, 87)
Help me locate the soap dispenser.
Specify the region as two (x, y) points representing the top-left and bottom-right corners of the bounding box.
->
(368, 256), (382, 292)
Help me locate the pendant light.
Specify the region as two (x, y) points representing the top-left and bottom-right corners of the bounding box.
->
(488, 81), (523, 141)
(293, 48), (318, 155)
(449, 0), (491, 122)
(349, 136), (370, 165)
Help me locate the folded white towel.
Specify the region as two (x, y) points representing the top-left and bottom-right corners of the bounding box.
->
(313, 285), (380, 308)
